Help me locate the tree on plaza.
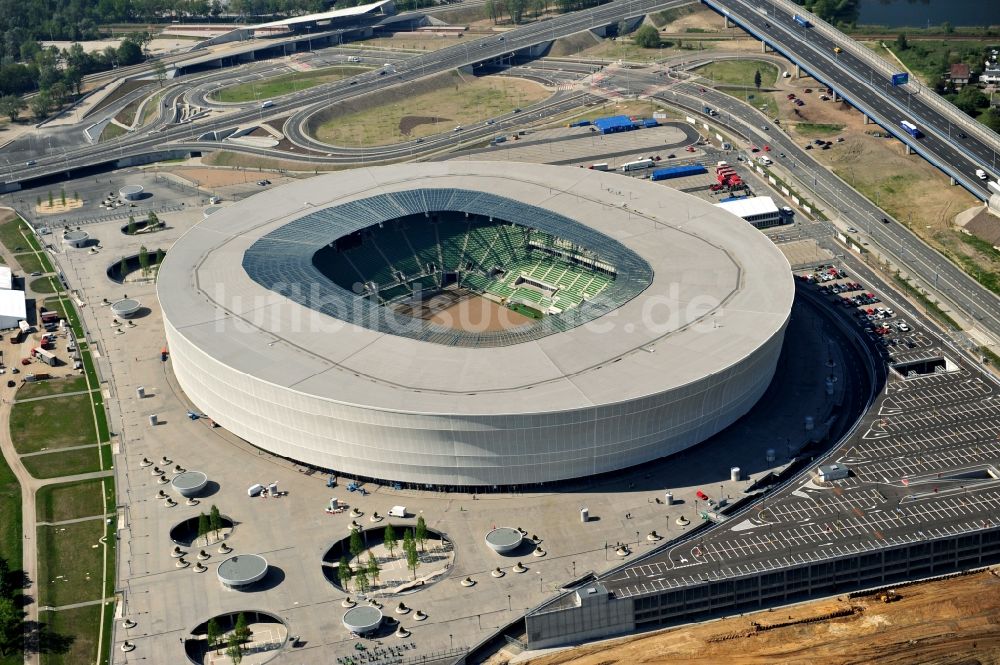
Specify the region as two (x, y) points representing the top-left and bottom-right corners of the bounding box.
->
(127, 215), (136, 235)
(205, 617), (221, 651)
(366, 551), (380, 584)
(383, 524), (397, 558)
(197, 512), (210, 539)
(415, 515), (428, 553)
(225, 633), (242, 664)
(154, 248), (164, 267)
(60, 189), (66, 206)
(73, 191), (79, 203)
(338, 555), (353, 591)
(405, 536), (420, 580)
(349, 528), (364, 560)
(234, 612), (250, 645)
(47, 191), (53, 207)
(138, 245), (149, 274)
(209, 504), (222, 538)
(119, 257), (128, 280)
(147, 211), (160, 228)
(355, 568), (369, 594)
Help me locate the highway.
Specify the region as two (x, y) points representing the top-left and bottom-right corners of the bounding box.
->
(705, 0), (998, 197)
(628, 66), (1000, 347)
(1, 0), (691, 188)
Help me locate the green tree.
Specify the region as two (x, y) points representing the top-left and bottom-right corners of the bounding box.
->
(349, 528), (364, 559)
(197, 512), (210, 539)
(205, 617), (221, 651)
(154, 248), (164, 267)
(151, 59), (167, 87)
(60, 189), (66, 206)
(138, 245), (149, 274)
(147, 211), (160, 228)
(402, 529), (413, 561)
(0, 95), (25, 122)
(225, 633), (242, 664)
(895, 33), (908, 51)
(338, 555), (353, 591)
(383, 524), (397, 558)
(754, 69), (762, 90)
(127, 215), (136, 235)
(36, 195), (41, 208)
(355, 568), (369, 594)
(415, 515), (428, 553)
(405, 536), (420, 580)
(941, 20), (953, 34)
(952, 86), (988, 116)
(233, 612), (250, 645)
(119, 257), (128, 280)
(47, 190), (53, 207)
(0, 596), (27, 657)
(632, 24), (661, 49)
(981, 108), (1000, 133)
(366, 551), (380, 584)
(209, 504), (222, 537)
(73, 191), (79, 203)
(28, 90), (52, 120)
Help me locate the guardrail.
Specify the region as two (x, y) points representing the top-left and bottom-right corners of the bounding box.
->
(765, 0), (1000, 155)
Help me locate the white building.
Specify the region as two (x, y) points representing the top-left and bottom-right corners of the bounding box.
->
(0, 266), (12, 291)
(818, 463), (850, 482)
(0, 289), (26, 329)
(715, 196), (786, 229)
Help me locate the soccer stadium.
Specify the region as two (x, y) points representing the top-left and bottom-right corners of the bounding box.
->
(158, 162), (794, 488)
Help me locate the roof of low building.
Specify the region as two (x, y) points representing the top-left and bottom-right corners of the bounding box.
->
(714, 196), (780, 219)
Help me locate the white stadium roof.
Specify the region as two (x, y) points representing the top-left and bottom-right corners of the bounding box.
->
(0, 289), (26, 320)
(158, 162), (793, 417)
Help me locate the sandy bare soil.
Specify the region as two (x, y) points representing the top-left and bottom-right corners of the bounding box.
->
(429, 294), (533, 332)
(168, 167), (265, 188)
(525, 570), (1000, 665)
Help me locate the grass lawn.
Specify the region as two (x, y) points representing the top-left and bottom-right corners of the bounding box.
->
(36, 520), (105, 607)
(15, 375), (89, 400)
(10, 393), (98, 454)
(0, 452), (21, 571)
(36, 478), (110, 523)
(313, 71), (549, 147)
(30, 276), (60, 293)
(0, 215), (36, 253)
(211, 65), (368, 103)
(20, 445), (109, 480)
(792, 122), (846, 137)
(718, 87), (777, 116)
(14, 252), (45, 274)
(694, 59), (779, 88)
(99, 122), (127, 142)
(38, 604), (109, 665)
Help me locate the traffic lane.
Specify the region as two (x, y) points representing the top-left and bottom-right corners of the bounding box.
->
(658, 83), (1000, 334)
(723, 0), (997, 187)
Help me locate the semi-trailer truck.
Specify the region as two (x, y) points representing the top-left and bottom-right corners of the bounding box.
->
(621, 159), (655, 172)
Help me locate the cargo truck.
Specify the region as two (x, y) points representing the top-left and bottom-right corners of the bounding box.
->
(793, 14), (811, 27)
(650, 164), (707, 181)
(620, 159), (655, 172)
(32, 347), (57, 366)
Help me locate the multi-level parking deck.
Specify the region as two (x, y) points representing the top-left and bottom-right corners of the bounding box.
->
(524, 269), (1000, 649)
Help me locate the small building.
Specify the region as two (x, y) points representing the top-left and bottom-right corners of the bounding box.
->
(593, 115), (639, 135)
(62, 230), (90, 248)
(119, 185), (144, 201)
(949, 63), (971, 87)
(817, 463), (850, 482)
(981, 68), (1000, 85)
(714, 196), (785, 229)
(0, 266), (12, 290)
(0, 289), (27, 329)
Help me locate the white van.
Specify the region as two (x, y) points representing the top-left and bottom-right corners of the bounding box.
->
(757, 156), (773, 166)
(260, 100), (274, 109)
(347, 55), (361, 63)
(388, 505), (407, 518)
(976, 169), (988, 180)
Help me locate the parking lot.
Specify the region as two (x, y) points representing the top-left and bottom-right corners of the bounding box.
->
(603, 259), (1000, 600)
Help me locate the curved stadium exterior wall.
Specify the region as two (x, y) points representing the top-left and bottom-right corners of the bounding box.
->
(159, 162), (793, 488)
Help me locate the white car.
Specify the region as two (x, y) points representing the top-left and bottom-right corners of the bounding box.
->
(898, 322), (910, 332)
(976, 169), (988, 180)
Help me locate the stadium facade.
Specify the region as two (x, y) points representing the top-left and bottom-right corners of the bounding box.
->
(158, 162), (793, 488)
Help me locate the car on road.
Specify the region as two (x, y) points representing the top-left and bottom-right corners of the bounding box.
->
(976, 169), (988, 180)
(848, 227), (857, 233)
(958, 131), (967, 139)
(513, 108), (522, 113)
(833, 46), (842, 54)
(761, 124), (768, 130)
(25, 160), (35, 166)
(453, 125), (463, 131)
(30, 271), (41, 276)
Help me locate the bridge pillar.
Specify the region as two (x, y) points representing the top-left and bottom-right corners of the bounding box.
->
(761, 41), (768, 53)
(950, 176), (957, 186)
(832, 91), (839, 102)
(724, 15), (730, 29)
(863, 115), (871, 125)
(794, 64), (801, 78)
(905, 144), (913, 155)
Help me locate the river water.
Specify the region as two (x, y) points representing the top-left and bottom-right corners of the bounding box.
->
(857, 0), (1000, 28)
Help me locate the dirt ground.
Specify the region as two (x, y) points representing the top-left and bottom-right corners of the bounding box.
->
(766, 71), (987, 277)
(167, 167), (278, 187)
(33, 199), (83, 215)
(429, 294), (532, 332)
(525, 570), (1000, 665)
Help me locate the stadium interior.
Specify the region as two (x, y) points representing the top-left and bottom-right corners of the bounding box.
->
(312, 212), (619, 326)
